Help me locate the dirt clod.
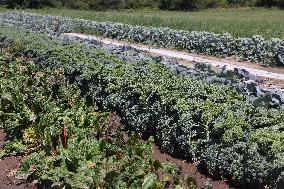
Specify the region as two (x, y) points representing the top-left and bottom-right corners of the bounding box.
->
(0, 129), (38, 189)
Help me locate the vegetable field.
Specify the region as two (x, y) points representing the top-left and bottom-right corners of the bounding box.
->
(10, 8), (284, 39)
(0, 10), (284, 189)
(1, 12), (283, 67)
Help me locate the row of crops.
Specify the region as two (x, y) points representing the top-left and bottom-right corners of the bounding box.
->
(0, 30), (215, 188)
(0, 18), (284, 188)
(0, 11), (284, 67)
(0, 11), (284, 189)
(63, 34), (284, 109)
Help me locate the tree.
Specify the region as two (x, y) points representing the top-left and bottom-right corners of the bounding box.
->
(277, 0), (284, 8)
(159, 0), (218, 11)
(256, 0), (275, 7)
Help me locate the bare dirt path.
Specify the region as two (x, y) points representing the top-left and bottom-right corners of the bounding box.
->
(0, 129), (38, 189)
(65, 33), (284, 90)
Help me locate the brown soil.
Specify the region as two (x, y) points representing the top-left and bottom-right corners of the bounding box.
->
(0, 129), (38, 189)
(258, 76), (284, 90)
(152, 146), (236, 189)
(181, 53), (284, 75)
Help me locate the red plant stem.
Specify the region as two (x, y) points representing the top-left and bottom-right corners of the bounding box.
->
(63, 125), (67, 148)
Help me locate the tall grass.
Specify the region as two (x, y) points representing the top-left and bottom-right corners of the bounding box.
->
(1, 7), (284, 39)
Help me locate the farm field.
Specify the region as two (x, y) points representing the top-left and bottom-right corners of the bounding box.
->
(0, 7), (284, 189)
(6, 7), (284, 39)
(1, 11), (283, 67)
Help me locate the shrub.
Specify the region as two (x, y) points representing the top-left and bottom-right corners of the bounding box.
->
(159, 0), (220, 11)
(3, 0), (59, 8)
(226, 0), (257, 6)
(277, 0), (284, 8)
(256, 0), (275, 7)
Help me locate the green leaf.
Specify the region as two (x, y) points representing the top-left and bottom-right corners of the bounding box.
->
(142, 173), (158, 189)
